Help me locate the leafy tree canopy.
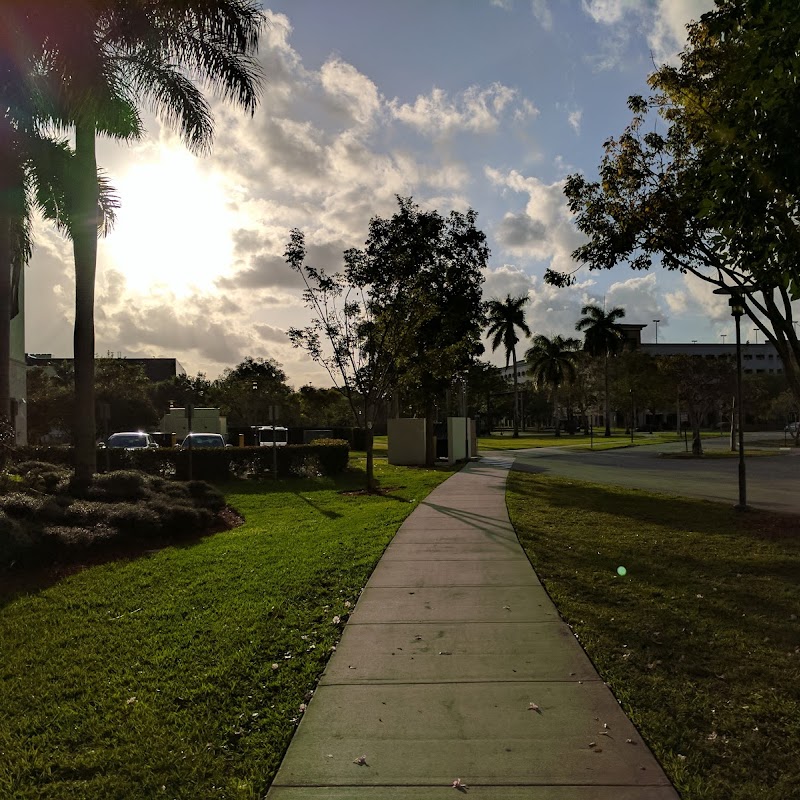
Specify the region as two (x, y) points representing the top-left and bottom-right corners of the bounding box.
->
(552, 0), (800, 412)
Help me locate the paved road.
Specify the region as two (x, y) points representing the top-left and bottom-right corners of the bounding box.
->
(501, 432), (800, 514)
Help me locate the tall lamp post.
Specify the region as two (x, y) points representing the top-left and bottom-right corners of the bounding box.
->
(714, 287), (749, 510)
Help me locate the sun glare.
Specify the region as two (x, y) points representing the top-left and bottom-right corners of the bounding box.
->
(105, 149), (237, 298)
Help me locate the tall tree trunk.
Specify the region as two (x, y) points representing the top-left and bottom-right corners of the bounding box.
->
(553, 387), (560, 437)
(512, 348), (519, 438)
(425, 397), (436, 467)
(72, 120), (99, 488)
(604, 351), (611, 437)
(0, 217), (11, 424)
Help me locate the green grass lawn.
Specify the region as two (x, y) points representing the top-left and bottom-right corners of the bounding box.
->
(507, 472), (800, 800)
(478, 430), (714, 451)
(0, 459), (456, 799)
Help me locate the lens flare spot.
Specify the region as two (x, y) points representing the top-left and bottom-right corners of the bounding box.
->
(617, 566), (627, 577)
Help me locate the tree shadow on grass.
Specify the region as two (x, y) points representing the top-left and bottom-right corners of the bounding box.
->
(508, 475), (800, 650)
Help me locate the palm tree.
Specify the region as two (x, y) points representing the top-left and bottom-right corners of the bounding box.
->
(576, 304), (626, 437)
(0, 44), (118, 433)
(525, 334), (580, 436)
(485, 294), (530, 437)
(9, 1), (264, 486)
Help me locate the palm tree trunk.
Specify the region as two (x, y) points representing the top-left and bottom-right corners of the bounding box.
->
(72, 119), (99, 488)
(512, 348), (519, 438)
(553, 387), (560, 437)
(0, 217), (11, 424)
(604, 351), (611, 437)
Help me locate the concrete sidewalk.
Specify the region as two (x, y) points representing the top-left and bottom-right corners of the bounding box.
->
(267, 457), (679, 799)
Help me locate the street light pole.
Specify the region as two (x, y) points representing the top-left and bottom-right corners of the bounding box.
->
(733, 298), (747, 509)
(714, 286), (753, 511)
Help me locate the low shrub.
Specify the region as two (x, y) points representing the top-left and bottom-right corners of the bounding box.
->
(0, 492), (45, 520)
(11, 461), (71, 493)
(90, 470), (150, 501)
(148, 499), (214, 537)
(63, 499), (113, 527)
(0, 512), (32, 566)
(186, 480), (226, 512)
(40, 524), (117, 552)
(106, 503), (163, 537)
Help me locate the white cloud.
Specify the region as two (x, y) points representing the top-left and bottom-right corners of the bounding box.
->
(648, 0), (715, 63)
(531, 0), (553, 30)
(580, 0), (715, 64)
(390, 83), (520, 137)
(581, 0), (639, 25)
(319, 57), (382, 129)
(567, 109), (583, 134)
(485, 167), (584, 275)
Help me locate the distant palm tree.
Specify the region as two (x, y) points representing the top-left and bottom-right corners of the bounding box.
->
(486, 294), (530, 437)
(8, 1), (264, 485)
(575, 304), (626, 437)
(525, 334), (580, 436)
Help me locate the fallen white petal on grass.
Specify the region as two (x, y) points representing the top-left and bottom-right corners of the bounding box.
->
(126, 697), (137, 705)
(333, 616), (341, 624)
(271, 663), (279, 670)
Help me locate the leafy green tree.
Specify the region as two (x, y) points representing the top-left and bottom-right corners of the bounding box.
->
(465, 360), (510, 434)
(553, 1), (800, 418)
(7, 1), (264, 485)
(212, 357), (292, 428)
(524, 334), (580, 437)
(613, 350), (672, 433)
(485, 294), (531, 437)
(150, 372), (212, 417)
(575, 304), (626, 436)
(660, 355), (735, 455)
(287, 229), (398, 490)
(26, 366), (73, 444)
(94, 360), (158, 434)
(350, 197), (488, 465)
(298, 386), (352, 427)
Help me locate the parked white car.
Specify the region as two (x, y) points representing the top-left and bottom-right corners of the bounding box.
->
(105, 432), (159, 449)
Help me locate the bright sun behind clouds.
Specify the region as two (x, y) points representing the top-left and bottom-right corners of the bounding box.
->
(104, 147), (238, 298)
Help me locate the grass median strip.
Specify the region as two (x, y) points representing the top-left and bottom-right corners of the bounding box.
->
(507, 471), (800, 800)
(0, 459), (455, 799)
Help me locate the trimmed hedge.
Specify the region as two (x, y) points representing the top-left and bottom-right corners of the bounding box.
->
(10, 440), (351, 482)
(0, 470), (228, 568)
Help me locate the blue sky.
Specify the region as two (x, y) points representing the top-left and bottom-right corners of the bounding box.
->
(27, 0), (740, 386)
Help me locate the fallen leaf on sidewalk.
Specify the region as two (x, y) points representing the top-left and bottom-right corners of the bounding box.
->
(353, 755), (368, 766)
(528, 702), (541, 713)
(452, 778), (468, 789)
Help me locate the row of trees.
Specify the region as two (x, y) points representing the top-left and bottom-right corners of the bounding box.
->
(486, 295), (627, 438)
(26, 356), (357, 444)
(2, 1), (266, 487)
